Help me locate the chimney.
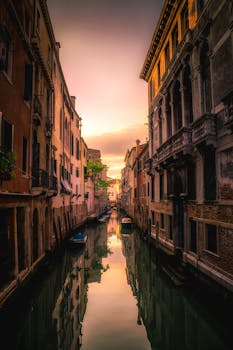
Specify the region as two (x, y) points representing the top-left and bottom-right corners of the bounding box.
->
(70, 96), (76, 109)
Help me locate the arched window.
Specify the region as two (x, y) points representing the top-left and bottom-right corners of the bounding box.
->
(173, 80), (182, 132)
(183, 65), (193, 125)
(200, 42), (212, 113)
(166, 92), (172, 138)
(158, 106), (163, 146)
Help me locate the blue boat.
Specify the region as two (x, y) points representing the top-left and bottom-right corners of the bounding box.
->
(69, 232), (87, 245)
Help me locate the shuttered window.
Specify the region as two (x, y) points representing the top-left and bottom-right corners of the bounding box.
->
(24, 64), (33, 101)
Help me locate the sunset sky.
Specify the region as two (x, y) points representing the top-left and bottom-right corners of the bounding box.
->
(47, 0), (163, 178)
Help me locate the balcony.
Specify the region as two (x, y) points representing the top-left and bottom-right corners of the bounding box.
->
(156, 127), (192, 167)
(32, 169), (48, 195)
(192, 113), (216, 147)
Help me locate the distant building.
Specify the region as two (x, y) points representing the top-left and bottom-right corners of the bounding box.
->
(107, 178), (120, 205)
(140, 0), (233, 292)
(87, 148), (109, 217)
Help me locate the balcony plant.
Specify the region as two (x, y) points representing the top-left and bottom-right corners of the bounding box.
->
(0, 147), (16, 184)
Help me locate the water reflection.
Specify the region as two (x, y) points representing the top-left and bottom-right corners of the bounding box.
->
(0, 211), (232, 350)
(126, 233), (233, 350)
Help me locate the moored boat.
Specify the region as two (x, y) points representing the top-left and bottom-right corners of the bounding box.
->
(121, 217), (133, 234)
(68, 232), (87, 245)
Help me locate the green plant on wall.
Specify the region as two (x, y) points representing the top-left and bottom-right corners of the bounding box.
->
(0, 147), (16, 184)
(87, 160), (107, 177)
(87, 160), (111, 192)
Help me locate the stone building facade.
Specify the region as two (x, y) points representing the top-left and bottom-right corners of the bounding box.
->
(121, 146), (136, 217)
(0, 0), (34, 302)
(140, 0), (233, 292)
(0, 0), (100, 307)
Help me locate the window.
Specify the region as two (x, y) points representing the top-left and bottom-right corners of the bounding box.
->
(181, 4), (189, 37)
(160, 173), (164, 200)
(76, 139), (80, 160)
(167, 171), (173, 196)
(189, 220), (197, 253)
(71, 133), (74, 155)
(149, 79), (154, 102)
(166, 92), (172, 138)
(157, 61), (161, 86)
(1, 117), (13, 151)
(172, 24), (179, 55)
(24, 64), (33, 101)
(22, 137), (27, 174)
(76, 167), (79, 177)
(200, 43), (212, 113)
(204, 148), (216, 200)
(0, 26), (12, 76)
(151, 175), (154, 201)
(147, 182), (150, 196)
(76, 185), (78, 195)
(168, 215), (173, 240)
(70, 164), (73, 175)
(173, 80), (182, 131)
(158, 107), (163, 146)
(206, 224), (217, 253)
(188, 162), (196, 200)
(151, 211), (155, 226)
(164, 42), (170, 71)
(160, 214), (164, 229)
(36, 9), (40, 33)
(53, 159), (57, 174)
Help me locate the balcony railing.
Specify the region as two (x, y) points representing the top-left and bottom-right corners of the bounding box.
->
(32, 169), (48, 188)
(157, 127), (192, 165)
(192, 113), (216, 146)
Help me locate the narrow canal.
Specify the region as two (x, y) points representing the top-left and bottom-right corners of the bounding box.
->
(0, 209), (233, 350)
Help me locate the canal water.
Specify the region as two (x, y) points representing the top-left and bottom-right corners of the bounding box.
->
(0, 209), (233, 350)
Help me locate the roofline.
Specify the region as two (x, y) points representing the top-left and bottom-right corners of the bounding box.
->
(140, 0), (176, 82)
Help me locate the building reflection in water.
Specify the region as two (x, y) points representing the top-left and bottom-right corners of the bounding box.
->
(53, 251), (87, 350)
(122, 231), (232, 350)
(1, 212), (232, 350)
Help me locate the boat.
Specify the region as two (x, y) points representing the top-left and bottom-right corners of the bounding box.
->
(121, 217), (133, 234)
(69, 232), (87, 245)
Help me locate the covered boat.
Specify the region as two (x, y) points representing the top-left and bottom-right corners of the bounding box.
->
(121, 217), (133, 234)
